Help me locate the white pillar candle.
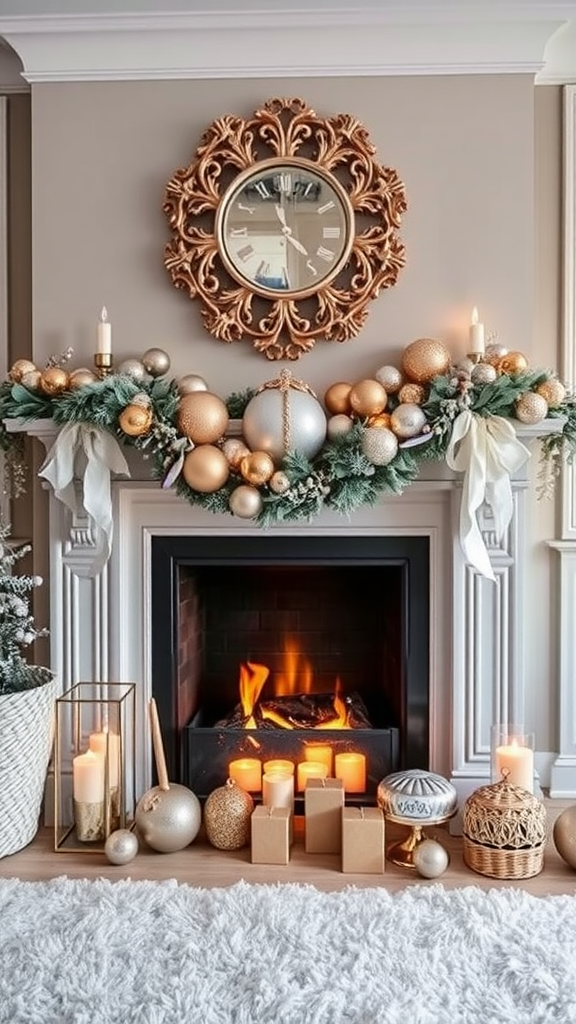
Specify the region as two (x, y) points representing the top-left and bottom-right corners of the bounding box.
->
(296, 761), (328, 792)
(468, 306), (485, 355)
(263, 759), (295, 776)
(73, 749), (105, 803)
(262, 771), (294, 811)
(89, 730), (120, 788)
(303, 743), (333, 775)
(228, 757), (262, 792)
(495, 740), (534, 792)
(334, 752), (366, 793)
(97, 306), (112, 355)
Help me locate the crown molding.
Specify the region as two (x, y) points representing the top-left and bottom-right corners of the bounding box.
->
(0, 9), (574, 82)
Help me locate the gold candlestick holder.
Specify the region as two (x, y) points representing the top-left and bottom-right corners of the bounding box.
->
(94, 352), (113, 379)
(467, 352), (484, 365)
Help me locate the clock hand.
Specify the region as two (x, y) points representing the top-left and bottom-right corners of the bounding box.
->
(284, 233), (308, 256)
(274, 203), (288, 228)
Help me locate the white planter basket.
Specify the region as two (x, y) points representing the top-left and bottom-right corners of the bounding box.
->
(0, 677), (57, 858)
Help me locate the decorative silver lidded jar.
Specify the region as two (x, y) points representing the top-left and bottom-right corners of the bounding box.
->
(377, 768), (458, 868)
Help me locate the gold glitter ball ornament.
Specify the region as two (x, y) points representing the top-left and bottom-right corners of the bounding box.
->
(269, 470), (291, 494)
(178, 373), (208, 395)
(182, 445), (229, 493)
(39, 366), (70, 396)
(375, 365), (403, 394)
(222, 438), (251, 469)
(553, 805), (576, 869)
(9, 358), (36, 383)
(361, 426), (399, 466)
(177, 391), (229, 445)
(367, 412), (392, 429)
(20, 369), (42, 390)
(142, 347), (171, 378)
(401, 338), (451, 384)
(349, 379), (387, 417)
(204, 778), (254, 851)
(515, 391), (548, 424)
(536, 378), (566, 408)
(118, 403), (153, 436)
(240, 450), (275, 486)
(398, 383), (426, 405)
(498, 351), (529, 375)
(324, 381), (353, 415)
(229, 484), (263, 518)
(390, 402), (428, 439)
(69, 367), (98, 389)
(327, 414), (354, 440)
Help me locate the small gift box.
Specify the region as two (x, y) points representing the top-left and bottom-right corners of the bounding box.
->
(342, 806), (385, 874)
(304, 777), (344, 854)
(251, 805), (291, 865)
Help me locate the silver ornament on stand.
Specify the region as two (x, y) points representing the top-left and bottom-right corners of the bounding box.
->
(116, 358), (148, 382)
(242, 369), (327, 464)
(104, 828), (139, 865)
(135, 698), (201, 853)
(142, 348), (171, 378)
(178, 374), (209, 395)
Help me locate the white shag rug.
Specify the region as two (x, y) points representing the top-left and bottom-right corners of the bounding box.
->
(1, 878), (576, 1024)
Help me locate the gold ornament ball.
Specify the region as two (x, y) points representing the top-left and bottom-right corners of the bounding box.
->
(142, 347), (171, 378)
(324, 381), (352, 415)
(390, 402), (428, 439)
(222, 438), (251, 469)
(229, 484), (263, 519)
(515, 391), (548, 425)
(69, 367), (98, 389)
(537, 378), (566, 408)
(327, 414), (354, 440)
(398, 383), (426, 405)
(413, 838), (450, 879)
(178, 374), (209, 396)
(349, 379), (387, 417)
(269, 470), (291, 495)
(177, 391), (229, 445)
(104, 828), (139, 865)
(367, 412), (392, 429)
(553, 805), (576, 869)
(39, 366), (70, 396)
(240, 450), (275, 486)
(498, 351), (529, 375)
(375, 365), (403, 394)
(203, 778), (254, 850)
(9, 358), (36, 383)
(361, 426), (399, 466)
(118, 403), (153, 437)
(470, 363), (498, 386)
(182, 445), (229, 493)
(20, 369), (42, 390)
(401, 338), (451, 384)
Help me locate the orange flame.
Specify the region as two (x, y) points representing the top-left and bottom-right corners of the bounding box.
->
(316, 680), (350, 730)
(275, 637), (314, 696)
(239, 661), (269, 728)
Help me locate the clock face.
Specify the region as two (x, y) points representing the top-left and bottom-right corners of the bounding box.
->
(216, 158), (354, 297)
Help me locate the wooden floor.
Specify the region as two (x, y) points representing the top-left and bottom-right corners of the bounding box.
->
(2, 799), (576, 896)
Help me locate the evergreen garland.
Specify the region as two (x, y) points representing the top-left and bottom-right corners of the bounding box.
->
(0, 523), (53, 695)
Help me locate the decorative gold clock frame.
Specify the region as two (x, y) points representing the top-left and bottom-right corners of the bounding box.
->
(163, 97), (408, 361)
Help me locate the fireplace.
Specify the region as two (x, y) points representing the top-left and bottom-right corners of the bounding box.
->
(150, 535), (429, 800)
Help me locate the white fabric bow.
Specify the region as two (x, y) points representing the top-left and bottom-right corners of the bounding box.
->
(39, 423), (130, 577)
(445, 411), (531, 581)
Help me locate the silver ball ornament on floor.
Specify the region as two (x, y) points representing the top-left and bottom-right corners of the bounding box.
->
(104, 828), (139, 865)
(412, 838), (450, 879)
(142, 347), (171, 378)
(135, 782), (202, 853)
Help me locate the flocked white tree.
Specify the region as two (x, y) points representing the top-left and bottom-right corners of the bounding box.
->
(0, 521), (52, 694)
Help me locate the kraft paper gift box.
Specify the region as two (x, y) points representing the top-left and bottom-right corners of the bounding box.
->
(304, 777), (344, 854)
(251, 805), (291, 865)
(341, 806), (385, 874)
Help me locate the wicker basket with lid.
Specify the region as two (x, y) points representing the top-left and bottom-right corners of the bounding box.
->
(463, 777), (547, 879)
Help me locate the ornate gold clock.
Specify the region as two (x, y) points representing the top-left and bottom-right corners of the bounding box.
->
(163, 97), (407, 361)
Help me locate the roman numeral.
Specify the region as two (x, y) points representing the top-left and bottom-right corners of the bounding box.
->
(230, 227), (248, 237)
(323, 226), (341, 239)
(278, 173), (292, 193)
(254, 180), (271, 199)
(316, 245), (335, 262)
(317, 200), (335, 215)
(237, 244), (255, 262)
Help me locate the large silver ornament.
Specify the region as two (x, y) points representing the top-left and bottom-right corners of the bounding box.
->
(116, 358), (147, 382)
(104, 828), (139, 865)
(361, 426), (399, 466)
(229, 484), (263, 519)
(178, 374), (209, 395)
(242, 369), (327, 464)
(142, 347), (171, 378)
(135, 782), (201, 853)
(390, 403), (427, 439)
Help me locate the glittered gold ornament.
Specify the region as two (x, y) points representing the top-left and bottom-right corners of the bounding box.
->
(367, 412), (392, 429)
(413, 838), (449, 878)
(116, 358), (147, 381)
(203, 778), (254, 851)
(142, 347), (171, 377)
(20, 369), (42, 390)
(398, 383), (426, 405)
(515, 391), (548, 424)
(361, 426), (399, 466)
(177, 391), (229, 444)
(182, 445), (229, 492)
(536, 378), (566, 408)
(470, 363), (498, 386)
(553, 805), (576, 869)
(242, 369), (327, 463)
(178, 374), (208, 395)
(324, 381), (353, 415)
(390, 402), (428, 439)
(375, 365), (403, 394)
(269, 470), (291, 494)
(498, 351), (529, 375)
(401, 338), (451, 383)
(69, 367), (98, 389)
(222, 437), (251, 469)
(327, 414), (354, 440)
(9, 358), (36, 383)
(118, 403), (153, 436)
(229, 484), (263, 518)
(39, 366), (70, 396)
(348, 379), (387, 417)
(240, 450), (275, 485)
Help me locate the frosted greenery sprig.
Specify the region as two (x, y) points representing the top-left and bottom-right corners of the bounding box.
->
(0, 522), (52, 695)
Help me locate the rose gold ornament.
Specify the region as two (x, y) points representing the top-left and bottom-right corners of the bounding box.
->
(390, 402), (428, 439)
(118, 403), (153, 436)
(20, 369), (42, 390)
(348, 379), (387, 417)
(182, 445), (229, 492)
(324, 381), (353, 415)
(142, 347), (171, 378)
(269, 471), (291, 494)
(178, 374), (209, 395)
(240, 450), (275, 486)
(515, 391), (548, 424)
(177, 391), (229, 445)
(536, 378), (566, 408)
(39, 366), (70, 396)
(401, 338), (451, 384)
(398, 383), (426, 405)
(222, 437), (251, 469)
(229, 484), (263, 518)
(498, 351), (529, 375)
(203, 778), (254, 851)
(69, 367), (98, 389)
(375, 365), (403, 394)
(9, 358), (36, 383)
(361, 426), (399, 466)
(327, 414), (354, 440)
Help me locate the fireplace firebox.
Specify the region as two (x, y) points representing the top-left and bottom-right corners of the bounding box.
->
(151, 534), (429, 801)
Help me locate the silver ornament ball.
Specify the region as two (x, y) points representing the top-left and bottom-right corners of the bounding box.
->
(104, 828), (139, 865)
(375, 365), (403, 394)
(327, 414), (354, 441)
(243, 387), (327, 463)
(361, 426), (399, 466)
(135, 783), (201, 853)
(229, 484), (263, 519)
(471, 362), (498, 385)
(178, 374), (209, 395)
(269, 470), (291, 495)
(390, 403), (428, 440)
(142, 347), (171, 378)
(412, 838), (450, 878)
(116, 358), (147, 382)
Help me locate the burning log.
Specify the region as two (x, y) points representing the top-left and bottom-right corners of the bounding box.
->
(216, 691), (373, 730)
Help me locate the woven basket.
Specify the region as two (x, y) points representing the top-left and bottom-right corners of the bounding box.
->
(462, 778), (547, 879)
(0, 677), (57, 858)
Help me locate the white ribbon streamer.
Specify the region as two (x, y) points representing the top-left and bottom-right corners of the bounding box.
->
(445, 411), (531, 581)
(39, 423), (130, 577)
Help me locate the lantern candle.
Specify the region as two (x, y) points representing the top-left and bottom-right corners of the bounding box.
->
(228, 757), (262, 792)
(89, 729), (120, 788)
(304, 743), (333, 775)
(495, 739), (534, 792)
(296, 761), (328, 792)
(334, 752), (366, 793)
(263, 759), (295, 776)
(262, 771), (294, 811)
(72, 749), (105, 803)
